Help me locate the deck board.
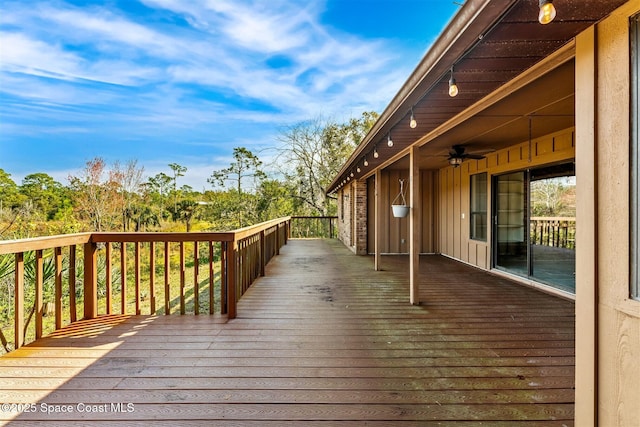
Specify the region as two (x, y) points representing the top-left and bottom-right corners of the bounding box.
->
(0, 239), (575, 425)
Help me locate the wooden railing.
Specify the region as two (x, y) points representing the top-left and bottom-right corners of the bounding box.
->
(289, 216), (338, 239)
(530, 217), (576, 249)
(0, 217), (290, 354)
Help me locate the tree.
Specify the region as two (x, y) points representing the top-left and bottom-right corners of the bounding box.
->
(111, 160), (145, 231)
(531, 177), (575, 217)
(20, 173), (66, 220)
(208, 147), (266, 228)
(276, 112), (378, 215)
(208, 147), (266, 195)
(147, 172), (173, 221)
(168, 163), (187, 214)
(68, 158), (122, 231)
(0, 169), (21, 211)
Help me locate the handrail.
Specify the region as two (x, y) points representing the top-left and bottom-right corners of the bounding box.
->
(0, 217), (291, 354)
(530, 216), (576, 249)
(289, 216), (338, 239)
(0, 233), (92, 255)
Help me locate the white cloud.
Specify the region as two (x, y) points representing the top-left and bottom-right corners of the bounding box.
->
(0, 0), (421, 187)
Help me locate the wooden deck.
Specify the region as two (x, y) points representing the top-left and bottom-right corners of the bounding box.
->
(0, 239), (575, 426)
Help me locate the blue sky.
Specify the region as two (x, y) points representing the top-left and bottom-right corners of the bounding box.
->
(0, 0), (459, 190)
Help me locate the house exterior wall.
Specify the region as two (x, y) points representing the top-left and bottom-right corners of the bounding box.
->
(437, 128), (575, 270)
(337, 180), (368, 255)
(575, 3), (640, 425)
(334, 2), (639, 424)
(365, 169), (438, 254)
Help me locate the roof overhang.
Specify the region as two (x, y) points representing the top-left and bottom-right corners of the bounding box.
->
(327, 0), (628, 194)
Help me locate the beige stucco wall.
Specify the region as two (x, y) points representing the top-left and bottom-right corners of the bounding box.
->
(575, 2), (640, 426)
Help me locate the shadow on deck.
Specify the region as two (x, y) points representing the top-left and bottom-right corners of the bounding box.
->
(0, 239), (575, 426)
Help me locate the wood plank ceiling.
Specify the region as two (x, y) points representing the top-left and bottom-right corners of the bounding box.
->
(328, 0), (628, 193)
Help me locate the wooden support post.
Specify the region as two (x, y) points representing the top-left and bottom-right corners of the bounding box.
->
(83, 241), (98, 319)
(575, 26), (598, 427)
(375, 168), (382, 271)
(14, 252), (24, 349)
(226, 241), (237, 319)
(275, 224), (280, 255)
(259, 230), (266, 277)
(409, 146), (421, 305)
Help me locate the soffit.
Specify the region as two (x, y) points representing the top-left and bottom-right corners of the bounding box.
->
(328, 0), (628, 193)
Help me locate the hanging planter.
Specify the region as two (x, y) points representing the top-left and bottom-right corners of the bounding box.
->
(391, 179), (410, 218)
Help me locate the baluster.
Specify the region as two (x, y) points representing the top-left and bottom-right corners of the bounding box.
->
(121, 242), (127, 314)
(14, 252), (25, 349)
(194, 241), (199, 315)
(164, 241), (170, 315)
(135, 241), (141, 315)
(180, 242), (186, 315)
(83, 241), (98, 320)
(69, 245), (77, 323)
(35, 250), (43, 339)
(106, 242), (112, 314)
(209, 241), (214, 315)
(54, 247), (63, 330)
(149, 242), (156, 315)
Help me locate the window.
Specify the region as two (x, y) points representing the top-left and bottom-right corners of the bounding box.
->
(631, 13), (640, 300)
(470, 173), (488, 241)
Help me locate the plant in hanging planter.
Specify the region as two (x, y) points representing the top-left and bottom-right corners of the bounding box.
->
(391, 179), (410, 218)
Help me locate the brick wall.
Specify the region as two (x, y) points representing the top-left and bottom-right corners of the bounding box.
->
(337, 180), (368, 255)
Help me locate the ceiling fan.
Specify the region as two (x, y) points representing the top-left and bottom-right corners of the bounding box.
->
(447, 145), (488, 167)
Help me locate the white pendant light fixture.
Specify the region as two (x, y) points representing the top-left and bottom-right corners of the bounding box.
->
(409, 107), (417, 129)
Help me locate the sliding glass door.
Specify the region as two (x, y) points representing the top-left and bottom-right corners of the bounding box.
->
(494, 172), (527, 275)
(493, 163), (576, 293)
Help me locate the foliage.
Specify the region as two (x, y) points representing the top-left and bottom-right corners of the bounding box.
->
(531, 177), (576, 217)
(1, 112), (373, 237)
(275, 112), (378, 215)
(208, 147), (267, 228)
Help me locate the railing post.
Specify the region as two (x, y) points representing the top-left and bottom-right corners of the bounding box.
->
(14, 252), (24, 350)
(83, 241), (98, 319)
(226, 241), (237, 319)
(275, 224), (280, 256)
(259, 230), (266, 277)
